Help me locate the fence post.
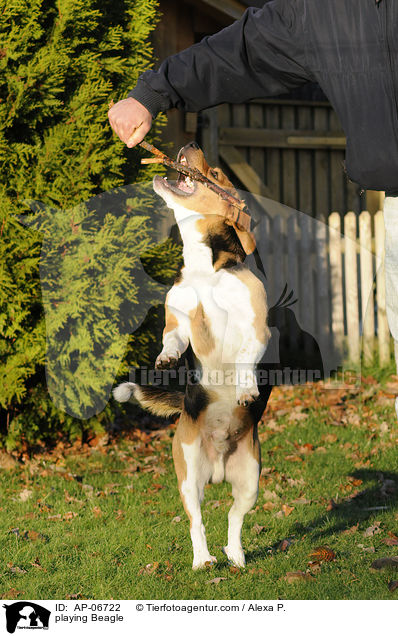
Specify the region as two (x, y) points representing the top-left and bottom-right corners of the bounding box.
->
(344, 212), (360, 363)
(328, 212), (344, 354)
(315, 219), (330, 356)
(374, 210), (391, 365)
(300, 214), (314, 336)
(359, 211), (375, 364)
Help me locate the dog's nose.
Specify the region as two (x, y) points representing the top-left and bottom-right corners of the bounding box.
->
(189, 141), (199, 150)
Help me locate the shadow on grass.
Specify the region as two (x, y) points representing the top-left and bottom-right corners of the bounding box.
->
(245, 469), (398, 563)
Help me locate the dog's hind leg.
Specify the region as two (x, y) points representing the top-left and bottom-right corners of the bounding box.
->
(172, 414), (216, 570)
(224, 423), (261, 567)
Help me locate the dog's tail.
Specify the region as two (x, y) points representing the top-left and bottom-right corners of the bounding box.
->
(113, 382), (184, 418)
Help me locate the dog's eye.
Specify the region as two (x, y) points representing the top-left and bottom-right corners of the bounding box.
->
(210, 169), (218, 180)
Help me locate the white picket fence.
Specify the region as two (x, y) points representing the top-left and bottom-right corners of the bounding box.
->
(254, 209), (391, 366)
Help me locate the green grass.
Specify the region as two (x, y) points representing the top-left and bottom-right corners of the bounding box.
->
(1, 366), (397, 600)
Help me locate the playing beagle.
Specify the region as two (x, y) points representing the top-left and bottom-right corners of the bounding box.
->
(114, 142), (270, 569)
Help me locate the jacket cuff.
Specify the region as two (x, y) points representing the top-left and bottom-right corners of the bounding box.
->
(127, 79), (169, 119)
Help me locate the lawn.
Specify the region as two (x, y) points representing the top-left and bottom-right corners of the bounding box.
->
(1, 366), (397, 600)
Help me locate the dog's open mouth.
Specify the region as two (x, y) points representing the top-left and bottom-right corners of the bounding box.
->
(162, 152), (197, 196)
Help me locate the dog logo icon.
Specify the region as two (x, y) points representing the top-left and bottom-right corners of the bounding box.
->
(2, 602), (50, 633)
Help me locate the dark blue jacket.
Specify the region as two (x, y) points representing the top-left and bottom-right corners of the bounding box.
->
(129, 0), (398, 192)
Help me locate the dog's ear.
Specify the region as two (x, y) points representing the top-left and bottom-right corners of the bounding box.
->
(226, 220), (256, 255)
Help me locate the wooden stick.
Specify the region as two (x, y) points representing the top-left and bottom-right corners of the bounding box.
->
(137, 140), (252, 232)
(141, 157), (164, 164)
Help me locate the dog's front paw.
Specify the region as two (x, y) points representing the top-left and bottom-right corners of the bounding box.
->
(155, 351), (180, 369)
(236, 388), (260, 407)
(222, 545), (246, 568)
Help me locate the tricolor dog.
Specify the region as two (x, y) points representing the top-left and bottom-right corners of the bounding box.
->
(114, 143), (270, 569)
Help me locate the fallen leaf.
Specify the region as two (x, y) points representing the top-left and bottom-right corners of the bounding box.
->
(7, 564), (27, 574)
(294, 442), (313, 454)
(284, 571), (313, 583)
(309, 546), (336, 562)
(383, 537), (398, 546)
(206, 577), (226, 585)
(23, 530), (47, 542)
(370, 557), (398, 571)
(63, 511), (77, 521)
(363, 523), (382, 537)
(171, 516), (181, 523)
(281, 504), (294, 517)
(278, 538), (294, 552)
(322, 433), (338, 444)
(66, 593), (85, 600)
(19, 489), (33, 502)
(263, 502), (275, 512)
(388, 581), (398, 592)
(30, 557), (45, 570)
(92, 506), (102, 518)
(0, 588), (21, 599)
(308, 562), (321, 574)
(263, 489), (279, 501)
(252, 523), (266, 535)
(288, 411), (308, 423)
(284, 454), (304, 462)
(342, 524), (359, 535)
(291, 498), (311, 505)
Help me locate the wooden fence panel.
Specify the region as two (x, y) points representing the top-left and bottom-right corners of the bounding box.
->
(202, 99), (369, 219)
(252, 209), (392, 370)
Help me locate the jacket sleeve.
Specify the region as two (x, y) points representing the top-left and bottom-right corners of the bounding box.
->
(128, 0), (313, 118)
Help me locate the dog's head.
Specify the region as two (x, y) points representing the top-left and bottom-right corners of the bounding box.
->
(153, 142), (255, 255)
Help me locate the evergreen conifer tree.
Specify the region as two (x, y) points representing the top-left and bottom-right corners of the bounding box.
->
(0, 0), (181, 449)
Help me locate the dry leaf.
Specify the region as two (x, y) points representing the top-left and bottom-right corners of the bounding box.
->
(388, 581), (398, 592)
(291, 498), (311, 505)
(370, 557), (398, 571)
(309, 546), (336, 562)
(252, 523), (266, 535)
(1, 588), (21, 600)
(323, 433), (338, 443)
(7, 564), (27, 574)
(171, 516), (181, 523)
(363, 523), (382, 537)
(281, 504), (294, 517)
(206, 577), (226, 585)
(383, 537), (398, 546)
(92, 506), (102, 518)
(263, 502), (275, 512)
(30, 557), (45, 570)
(342, 524), (359, 535)
(19, 489), (33, 502)
(63, 511), (77, 521)
(278, 538), (293, 552)
(284, 571), (313, 583)
(24, 530), (46, 542)
(263, 489), (278, 501)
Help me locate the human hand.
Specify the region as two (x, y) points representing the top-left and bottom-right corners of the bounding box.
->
(108, 97), (152, 148)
